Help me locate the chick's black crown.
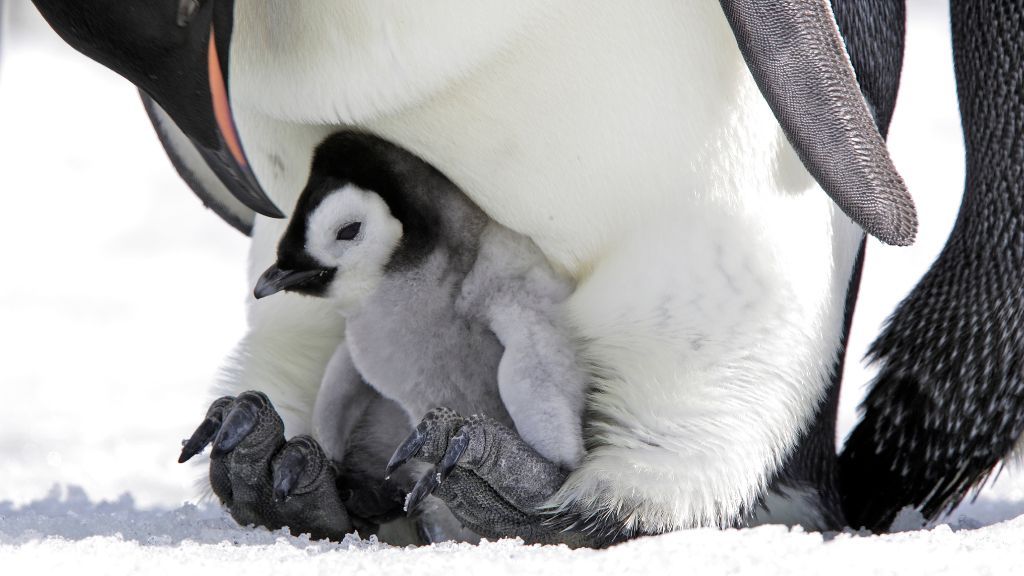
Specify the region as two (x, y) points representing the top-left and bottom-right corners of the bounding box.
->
(277, 132), (446, 273)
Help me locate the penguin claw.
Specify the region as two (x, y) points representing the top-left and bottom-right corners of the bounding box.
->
(398, 427), (469, 516)
(272, 445), (307, 503)
(210, 399), (259, 457)
(398, 425), (470, 516)
(405, 471), (441, 515)
(271, 435), (331, 504)
(392, 408), (598, 546)
(437, 428), (470, 483)
(181, 393), (353, 541)
(178, 396), (233, 463)
(385, 427), (426, 479)
(178, 416), (220, 463)
(384, 407), (466, 477)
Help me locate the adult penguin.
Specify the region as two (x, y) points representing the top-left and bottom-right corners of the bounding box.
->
(839, 2), (1024, 532)
(27, 0), (1018, 541)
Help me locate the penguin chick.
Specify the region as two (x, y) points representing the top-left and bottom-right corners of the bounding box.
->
(255, 131), (587, 470)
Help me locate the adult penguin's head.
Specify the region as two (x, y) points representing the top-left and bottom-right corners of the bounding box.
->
(31, 0), (282, 217)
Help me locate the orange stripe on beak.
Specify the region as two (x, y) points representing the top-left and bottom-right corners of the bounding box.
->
(208, 28), (247, 168)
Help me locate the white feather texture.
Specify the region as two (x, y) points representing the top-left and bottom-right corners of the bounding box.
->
(305, 186), (404, 311)
(220, 0), (865, 530)
(211, 117), (338, 438)
(558, 196), (862, 531)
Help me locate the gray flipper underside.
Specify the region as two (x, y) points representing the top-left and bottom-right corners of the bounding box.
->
(720, 0), (917, 246)
(139, 91), (255, 235)
(840, 1), (1024, 532)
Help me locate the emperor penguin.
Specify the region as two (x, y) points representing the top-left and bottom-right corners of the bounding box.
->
(28, 0), (1024, 541)
(838, 1), (1024, 532)
(253, 130), (588, 472)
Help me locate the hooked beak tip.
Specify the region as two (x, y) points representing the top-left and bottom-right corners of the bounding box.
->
(208, 27), (284, 219)
(254, 265), (327, 299)
(252, 284), (278, 300)
(253, 265), (286, 300)
(236, 165), (285, 219)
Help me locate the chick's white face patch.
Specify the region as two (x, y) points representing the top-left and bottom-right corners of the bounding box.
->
(306, 185), (403, 310)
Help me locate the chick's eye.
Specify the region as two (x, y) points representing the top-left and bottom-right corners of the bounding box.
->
(177, 0), (201, 27)
(337, 222), (362, 241)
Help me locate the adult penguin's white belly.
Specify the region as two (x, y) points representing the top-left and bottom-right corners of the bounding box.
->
(227, 1), (863, 531)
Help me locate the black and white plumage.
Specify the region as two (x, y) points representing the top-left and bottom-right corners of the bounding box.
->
(840, 0), (1024, 532)
(754, 0), (907, 531)
(255, 131), (587, 472)
(29, 0), (902, 537)
(27, 0), (1024, 542)
(218, 1), (872, 537)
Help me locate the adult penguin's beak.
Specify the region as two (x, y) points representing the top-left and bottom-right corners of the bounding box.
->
(201, 23), (284, 218)
(30, 0), (285, 219)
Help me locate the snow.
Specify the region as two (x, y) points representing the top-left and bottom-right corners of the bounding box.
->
(1, 1), (1023, 574)
(2, 486), (1024, 575)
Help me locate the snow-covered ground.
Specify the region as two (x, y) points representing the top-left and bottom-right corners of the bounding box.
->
(1, 1), (1022, 573)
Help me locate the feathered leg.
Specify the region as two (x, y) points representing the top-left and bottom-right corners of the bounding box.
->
(840, 0), (1024, 532)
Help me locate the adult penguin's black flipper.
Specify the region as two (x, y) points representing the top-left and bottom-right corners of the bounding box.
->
(840, 1), (1024, 532)
(759, 0), (906, 531)
(720, 0), (917, 246)
(829, 0), (906, 140)
(140, 91), (256, 235)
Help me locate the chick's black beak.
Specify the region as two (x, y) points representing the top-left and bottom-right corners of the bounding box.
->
(254, 265), (326, 299)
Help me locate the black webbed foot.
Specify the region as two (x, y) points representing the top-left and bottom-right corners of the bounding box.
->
(179, 391), (351, 541)
(388, 407), (597, 547)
